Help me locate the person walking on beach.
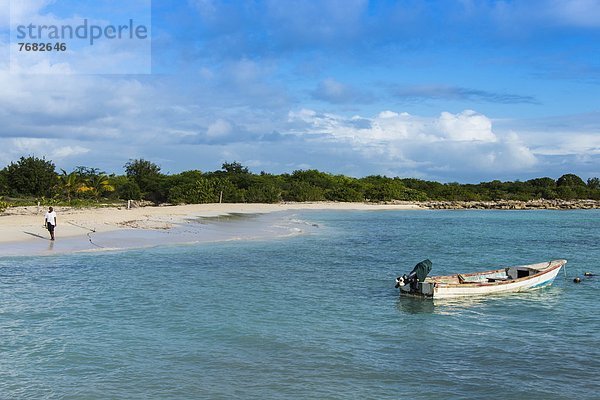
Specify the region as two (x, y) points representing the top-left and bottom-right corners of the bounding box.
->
(44, 207), (57, 241)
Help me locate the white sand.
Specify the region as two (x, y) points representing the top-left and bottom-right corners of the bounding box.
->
(0, 202), (424, 247)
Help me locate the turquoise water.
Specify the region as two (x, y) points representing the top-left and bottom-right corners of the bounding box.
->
(1, 210), (599, 399)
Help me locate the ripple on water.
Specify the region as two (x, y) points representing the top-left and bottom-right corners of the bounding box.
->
(0, 209), (599, 399)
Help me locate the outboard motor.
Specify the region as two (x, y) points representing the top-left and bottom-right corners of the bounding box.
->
(395, 259), (432, 289)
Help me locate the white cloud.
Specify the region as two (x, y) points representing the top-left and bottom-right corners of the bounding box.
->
(437, 110), (497, 142)
(0, 70), (157, 139)
(532, 134), (600, 156)
(495, 112), (600, 159)
(51, 145), (90, 159)
(286, 108), (537, 177)
(488, 131), (537, 168)
(372, 111), (430, 141)
(207, 119), (233, 138)
(2, 138), (90, 162)
(378, 111), (399, 118)
(289, 108), (499, 144)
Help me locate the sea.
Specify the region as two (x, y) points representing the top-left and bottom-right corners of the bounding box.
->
(1, 209), (598, 399)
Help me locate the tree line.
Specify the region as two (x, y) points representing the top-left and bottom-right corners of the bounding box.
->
(1, 156), (599, 210)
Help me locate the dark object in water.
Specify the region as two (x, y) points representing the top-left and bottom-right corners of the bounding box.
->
(573, 277), (581, 283)
(395, 259), (432, 289)
(584, 272), (595, 277)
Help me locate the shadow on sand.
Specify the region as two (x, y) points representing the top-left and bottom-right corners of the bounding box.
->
(23, 231), (49, 240)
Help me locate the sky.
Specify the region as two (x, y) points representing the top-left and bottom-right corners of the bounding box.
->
(0, 0), (599, 183)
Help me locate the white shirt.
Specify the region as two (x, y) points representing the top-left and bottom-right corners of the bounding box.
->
(45, 211), (57, 226)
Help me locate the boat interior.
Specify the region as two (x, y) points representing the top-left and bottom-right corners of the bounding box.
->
(429, 266), (543, 285)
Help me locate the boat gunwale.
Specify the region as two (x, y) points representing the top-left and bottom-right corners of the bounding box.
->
(426, 260), (565, 289)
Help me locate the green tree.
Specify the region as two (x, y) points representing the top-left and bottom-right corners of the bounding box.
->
(56, 169), (83, 202)
(480, 180), (508, 200)
(217, 161), (253, 191)
(401, 178), (440, 200)
(221, 161), (249, 174)
(587, 177), (600, 190)
(525, 177), (556, 199)
(116, 179), (142, 200)
(326, 176), (365, 202)
(124, 159), (164, 202)
(4, 156), (58, 197)
(245, 177), (281, 203)
(168, 170), (205, 187)
(361, 176), (425, 201)
(527, 177), (556, 188)
(284, 180), (325, 201)
(0, 170), (8, 195)
(80, 173), (115, 200)
(556, 185), (576, 200)
(557, 174), (586, 187)
(74, 166), (101, 180)
(168, 178), (219, 204)
(212, 177), (244, 203)
(364, 181), (397, 201)
(557, 174), (588, 199)
(291, 169), (335, 190)
(125, 159), (161, 189)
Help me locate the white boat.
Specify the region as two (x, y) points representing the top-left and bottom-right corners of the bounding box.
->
(395, 259), (566, 299)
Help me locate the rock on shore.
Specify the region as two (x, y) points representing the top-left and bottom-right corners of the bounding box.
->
(421, 199), (600, 210)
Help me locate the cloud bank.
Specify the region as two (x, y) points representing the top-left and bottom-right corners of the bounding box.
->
(0, 0), (598, 182)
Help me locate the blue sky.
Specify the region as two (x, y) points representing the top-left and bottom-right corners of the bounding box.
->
(0, 0), (599, 182)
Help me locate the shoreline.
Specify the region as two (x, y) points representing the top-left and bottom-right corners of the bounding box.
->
(0, 202), (423, 255)
(1, 200), (598, 256)
(2, 199), (598, 242)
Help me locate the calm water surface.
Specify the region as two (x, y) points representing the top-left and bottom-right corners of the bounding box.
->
(1, 210), (599, 399)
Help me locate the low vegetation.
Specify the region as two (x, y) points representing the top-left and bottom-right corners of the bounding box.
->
(0, 156), (599, 208)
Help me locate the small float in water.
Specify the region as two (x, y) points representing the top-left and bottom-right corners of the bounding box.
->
(395, 259), (566, 299)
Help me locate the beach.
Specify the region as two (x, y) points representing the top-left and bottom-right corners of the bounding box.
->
(4, 199), (600, 250)
(0, 202), (424, 254)
(3, 200), (598, 256)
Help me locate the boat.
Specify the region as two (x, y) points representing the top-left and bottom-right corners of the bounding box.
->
(395, 259), (566, 299)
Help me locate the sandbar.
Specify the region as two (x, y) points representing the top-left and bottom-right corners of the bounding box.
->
(0, 202), (423, 256)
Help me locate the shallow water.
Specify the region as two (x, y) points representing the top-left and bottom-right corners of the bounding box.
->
(1, 210), (599, 399)
(0, 212), (311, 257)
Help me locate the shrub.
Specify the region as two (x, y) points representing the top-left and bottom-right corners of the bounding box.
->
(4, 156), (57, 197)
(117, 180), (142, 201)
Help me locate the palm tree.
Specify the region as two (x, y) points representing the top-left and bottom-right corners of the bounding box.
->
(57, 169), (83, 202)
(81, 173), (115, 201)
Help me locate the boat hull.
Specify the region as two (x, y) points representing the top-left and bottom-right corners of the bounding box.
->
(398, 260), (566, 299)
